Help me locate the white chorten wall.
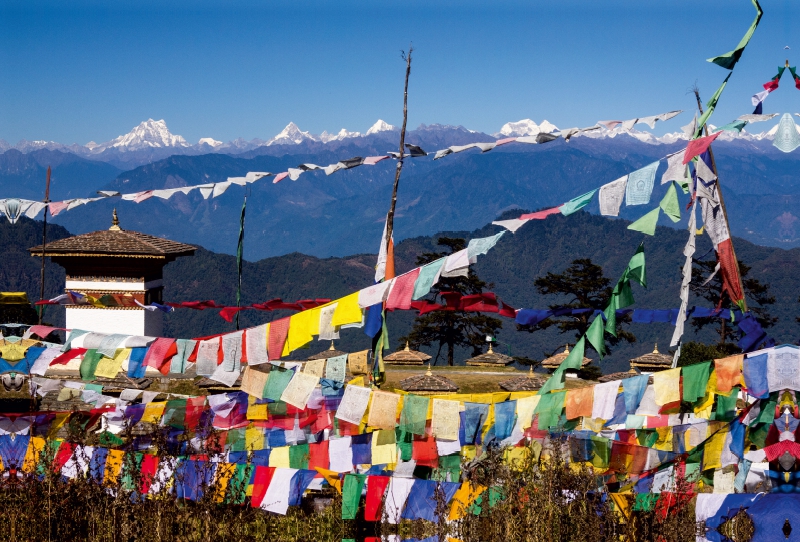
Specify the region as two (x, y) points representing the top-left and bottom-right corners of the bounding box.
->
(64, 277), (163, 337)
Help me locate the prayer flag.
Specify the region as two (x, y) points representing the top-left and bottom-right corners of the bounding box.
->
(706, 0), (762, 70)
(627, 208), (660, 236)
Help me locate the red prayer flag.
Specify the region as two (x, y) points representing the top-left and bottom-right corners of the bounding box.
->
(51, 348), (86, 365)
(143, 338), (176, 373)
(139, 454), (159, 494)
(250, 466), (276, 508)
(718, 238), (745, 305)
(364, 475), (391, 521)
(519, 207), (561, 220)
(267, 317), (290, 361)
(308, 440), (330, 471)
(683, 132), (721, 164)
(385, 268), (421, 311)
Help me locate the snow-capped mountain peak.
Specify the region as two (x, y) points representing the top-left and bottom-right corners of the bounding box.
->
(267, 122), (319, 146)
(97, 119), (189, 152)
(497, 119), (539, 137)
(366, 119), (397, 135)
(320, 128), (362, 143)
(198, 137), (223, 147)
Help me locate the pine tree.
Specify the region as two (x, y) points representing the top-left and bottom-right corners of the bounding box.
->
(517, 259), (635, 355)
(398, 237), (503, 366)
(690, 259), (776, 347)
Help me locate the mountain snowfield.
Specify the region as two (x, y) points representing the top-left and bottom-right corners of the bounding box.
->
(1, 114), (795, 159)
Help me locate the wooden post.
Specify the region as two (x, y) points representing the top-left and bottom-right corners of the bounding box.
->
(693, 89), (748, 313)
(38, 166), (51, 325)
(383, 46), (412, 280)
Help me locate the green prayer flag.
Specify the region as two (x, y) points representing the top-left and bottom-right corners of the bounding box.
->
(626, 243), (646, 288)
(341, 473), (367, 519)
(399, 394), (429, 436)
(537, 368), (565, 395)
(412, 257), (446, 300)
(696, 73), (732, 137)
(535, 390), (566, 430)
(585, 315), (605, 359)
(633, 492), (659, 512)
(264, 365), (294, 401)
(396, 429), (413, 461)
(226, 464), (249, 504)
(590, 436), (611, 468)
(659, 183), (681, 223)
(715, 387), (739, 422)
(289, 443), (310, 469)
(562, 337), (586, 371)
(162, 399), (188, 429)
(603, 299), (617, 336)
(80, 349), (103, 381)
(682, 361), (711, 403)
(714, 119), (748, 133)
(706, 0), (762, 70)
(559, 189), (598, 216)
(627, 207), (660, 236)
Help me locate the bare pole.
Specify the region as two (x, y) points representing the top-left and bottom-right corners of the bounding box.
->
(693, 88), (748, 313)
(37, 166), (51, 325)
(383, 45), (412, 277)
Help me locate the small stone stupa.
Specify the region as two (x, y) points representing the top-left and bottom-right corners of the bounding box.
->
(499, 366), (547, 392)
(464, 343), (513, 367)
(630, 344), (673, 373)
(399, 365), (459, 395)
(307, 341), (348, 361)
(540, 344), (592, 374)
(384, 341), (431, 366)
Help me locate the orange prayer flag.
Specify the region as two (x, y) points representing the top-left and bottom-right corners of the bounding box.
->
(314, 467), (343, 494)
(714, 354), (743, 393)
(565, 386), (594, 420)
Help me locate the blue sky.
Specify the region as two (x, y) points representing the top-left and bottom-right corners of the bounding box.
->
(1, 0), (798, 144)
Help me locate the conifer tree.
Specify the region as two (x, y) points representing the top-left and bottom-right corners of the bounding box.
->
(399, 237), (503, 366)
(518, 259), (635, 355)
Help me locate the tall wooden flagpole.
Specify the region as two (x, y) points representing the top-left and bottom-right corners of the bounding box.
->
(383, 45), (412, 281)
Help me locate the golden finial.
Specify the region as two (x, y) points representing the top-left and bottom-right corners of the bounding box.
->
(425, 363), (432, 376)
(487, 343), (493, 354)
(564, 344), (570, 354)
(404, 341), (411, 352)
(653, 343), (659, 354)
(328, 341), (336, 351)
(109, 208), (121, 231)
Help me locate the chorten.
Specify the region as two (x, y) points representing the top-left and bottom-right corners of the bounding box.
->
(29, 210), (195, 336)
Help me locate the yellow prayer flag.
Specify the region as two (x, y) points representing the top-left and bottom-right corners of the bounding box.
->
(448, 482), (487, 521)
(245, 426), (265, 450)
(269, 446), (291, 468)
(22, 436), (46, 473)
(213, 462), (238, 503)
(105, 449), (125, 485)
(653, 368), (681, 405)
(331, 292), (363, 327)
(314, 467), (343, 493)
(516, 395), (540, 430)
(94, 348), (130, 379)
(286, 307), (322, 352)
(141, 402), (167, 424)
(371, 430), (398, 465)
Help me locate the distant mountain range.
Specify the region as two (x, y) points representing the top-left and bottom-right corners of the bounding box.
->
(3, 115), (800, 260)
(1, 114), (793, 169)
